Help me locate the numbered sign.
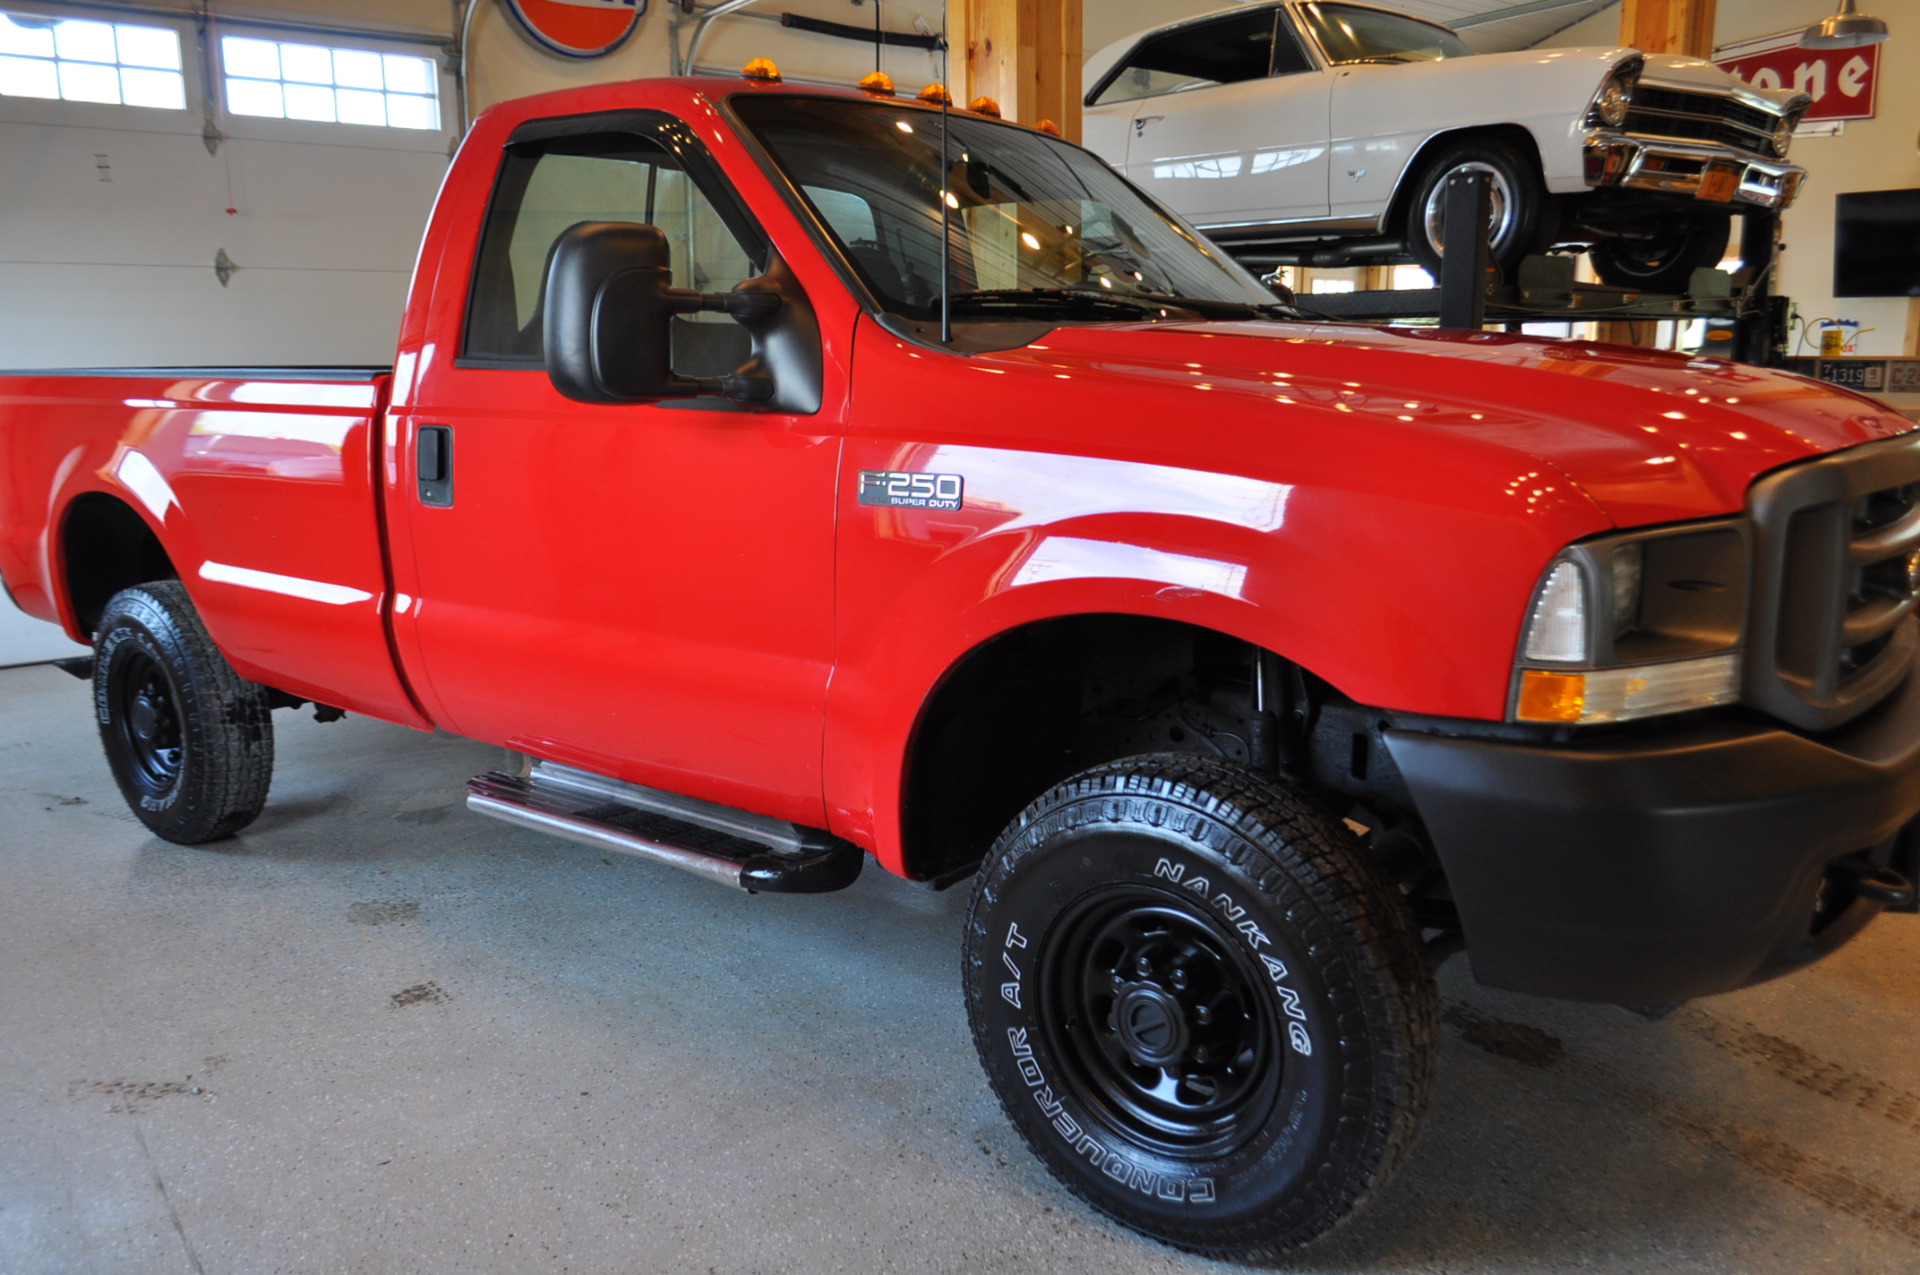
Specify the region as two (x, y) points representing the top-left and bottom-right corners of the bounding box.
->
(501, 0), (642, 60)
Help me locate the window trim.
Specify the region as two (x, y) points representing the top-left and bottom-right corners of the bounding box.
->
(1293, 2), (1470, 68)
(1083, 4), (1302, 109)
(455, 109), (771, 371)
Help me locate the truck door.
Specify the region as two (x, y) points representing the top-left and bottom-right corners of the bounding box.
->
(392, 115), (838, 826)
(1104, 6), (1331, 228)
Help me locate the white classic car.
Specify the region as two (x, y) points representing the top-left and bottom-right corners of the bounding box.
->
(1081, 1), (1810, 291)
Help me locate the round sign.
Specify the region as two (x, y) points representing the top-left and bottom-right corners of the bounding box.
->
(501, 0), (642, 60)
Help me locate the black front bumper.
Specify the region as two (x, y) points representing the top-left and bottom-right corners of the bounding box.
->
(1385, 655), (1920, 1004)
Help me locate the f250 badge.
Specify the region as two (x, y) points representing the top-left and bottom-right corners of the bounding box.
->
(858, 470), (964, 511)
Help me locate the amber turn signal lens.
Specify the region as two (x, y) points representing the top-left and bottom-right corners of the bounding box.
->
(741, 57), (781, 83)
(1034, 118), (1061, 135)
(858, 71), (896, 96)
(1516, 669), (1586, 723)
(967, 95), (1002, 118)
(917, 82), (952, 106)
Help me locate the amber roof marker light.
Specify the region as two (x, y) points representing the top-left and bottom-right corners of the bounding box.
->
(1034, 119), (1062, 136)
(917, 82), (953, 106)
(967, 96), (1001, 118)
(858, 70), (896, 96)
(741, 58), (781, 83)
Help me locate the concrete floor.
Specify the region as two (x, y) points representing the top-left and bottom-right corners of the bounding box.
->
(2, 662), (1918, 1275)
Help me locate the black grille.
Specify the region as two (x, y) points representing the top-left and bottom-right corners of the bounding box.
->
(1623, 86), (1782, 155)
(1748, 434), (1920, 730)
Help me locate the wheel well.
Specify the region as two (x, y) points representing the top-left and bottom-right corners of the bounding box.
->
(902, 615), (1296, 884)
(62, 494), (177, 638)
(1386, 125), (1546, 232)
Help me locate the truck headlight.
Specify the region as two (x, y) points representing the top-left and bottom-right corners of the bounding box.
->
(1588, 62), (1640, 129)
(1773, 118), (1794, 156)
(1513, 521), (1749, 725)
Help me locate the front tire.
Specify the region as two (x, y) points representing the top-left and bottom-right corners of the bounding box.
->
(963, 756), (1437, 1259)
(1587, 217), (1733, 294)
(1405, 137), (1552, 279)
(94, 581), (274, 844)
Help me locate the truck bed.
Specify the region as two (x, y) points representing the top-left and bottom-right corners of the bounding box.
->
(0, 365), (425, 727)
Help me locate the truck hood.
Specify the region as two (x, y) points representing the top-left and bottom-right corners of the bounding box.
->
(994, 320), (1913, 528)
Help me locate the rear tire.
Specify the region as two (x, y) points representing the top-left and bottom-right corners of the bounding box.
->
(963, 755), (1437, 1259)
(1588, 217), (1733, 294)
(1405, 137), (1553, 280)
(94, 581), (274, 844)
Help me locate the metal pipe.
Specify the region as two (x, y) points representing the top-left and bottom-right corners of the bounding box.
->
(455, 0), (480, 135)
(678, 0), (767, 76)
(467, 791), (748, 888)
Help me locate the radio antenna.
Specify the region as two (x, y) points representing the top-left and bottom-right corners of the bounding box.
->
(939, 0), (952, 344)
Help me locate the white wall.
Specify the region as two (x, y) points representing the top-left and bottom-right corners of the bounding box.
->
(0, 0), (1002, 370)
(1540, 0), (1920, 357)
(0, 594), (86, 666)
(0, 1), (462, 368)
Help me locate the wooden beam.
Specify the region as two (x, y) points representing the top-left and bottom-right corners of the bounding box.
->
(1620, 0), (1718, 59)
(956, 0), (1081, 141)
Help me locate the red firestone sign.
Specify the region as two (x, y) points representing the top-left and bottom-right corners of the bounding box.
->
(501, 0), (642, 60)
(1712, 30), (1880, 123)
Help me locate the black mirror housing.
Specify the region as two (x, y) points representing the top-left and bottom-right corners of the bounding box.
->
(543, 221), (817, 409)
(545, 222), (697, 404)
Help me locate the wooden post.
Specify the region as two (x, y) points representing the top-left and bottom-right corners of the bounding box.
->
(1619, 0), (1718, 58)
(956, 0), (1081, 141)
(1907, 297), (1919, 358)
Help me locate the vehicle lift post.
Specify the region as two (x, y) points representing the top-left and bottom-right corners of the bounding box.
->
(1438, 169), (1492, 332)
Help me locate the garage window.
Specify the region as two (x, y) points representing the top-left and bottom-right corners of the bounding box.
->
(0, 12), (185, 109)
(221, 35), (439, 129)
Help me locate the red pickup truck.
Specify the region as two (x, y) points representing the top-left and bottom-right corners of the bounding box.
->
(5, 70), (1920, 1258)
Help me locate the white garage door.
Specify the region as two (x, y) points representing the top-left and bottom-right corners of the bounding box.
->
(0, 5), (453, 369)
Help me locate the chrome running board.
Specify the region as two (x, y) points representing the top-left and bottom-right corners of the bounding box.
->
(465, 761), (863, 894)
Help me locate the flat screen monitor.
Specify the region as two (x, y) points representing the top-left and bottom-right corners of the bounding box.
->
(1834, 189), (1920, 298)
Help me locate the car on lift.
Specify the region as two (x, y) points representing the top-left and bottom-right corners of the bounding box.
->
(1081, 0), (1810, 290)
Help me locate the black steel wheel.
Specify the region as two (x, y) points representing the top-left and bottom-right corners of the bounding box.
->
(1588, 217), (1733, 294)
(108, 646), (185, 800)
(94, 581), (274, 843)
(1041, 888), (1287, 1160)
(964, 755), (1437, 1259)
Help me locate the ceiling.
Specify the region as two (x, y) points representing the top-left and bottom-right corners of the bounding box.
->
(1374, 0), (1621, 51)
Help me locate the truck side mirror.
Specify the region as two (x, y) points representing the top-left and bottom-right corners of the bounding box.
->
(543, 221), (781, 405)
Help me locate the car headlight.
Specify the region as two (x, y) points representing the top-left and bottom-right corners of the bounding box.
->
(1773, 117), (1795, 157)
(1588, 62), (1640, 129)
(1513, 521), (1749, 724)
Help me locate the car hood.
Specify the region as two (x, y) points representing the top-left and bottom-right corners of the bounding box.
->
(989, 320), (1913, 529)
(1633, 49), (1810, 112)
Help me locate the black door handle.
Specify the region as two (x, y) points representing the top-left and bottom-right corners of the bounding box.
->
(418, 424), (453, 507)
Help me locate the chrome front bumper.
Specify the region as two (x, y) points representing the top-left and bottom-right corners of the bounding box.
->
(1582, 133), (1805, 211)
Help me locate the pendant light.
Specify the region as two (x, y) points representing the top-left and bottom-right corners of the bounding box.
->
(1800, 0), (1890, 49)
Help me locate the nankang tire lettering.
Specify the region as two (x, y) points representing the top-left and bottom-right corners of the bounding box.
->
(1154, 856), (1313, 1057)
(1005, 1030), (1215, 1205)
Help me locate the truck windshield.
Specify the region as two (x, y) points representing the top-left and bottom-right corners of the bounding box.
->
(1301, 3), (1470, 64)
(730, 94), (1280, 323)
